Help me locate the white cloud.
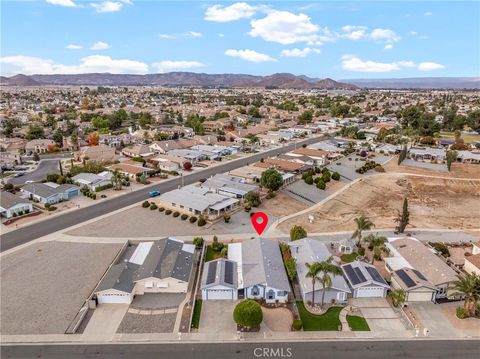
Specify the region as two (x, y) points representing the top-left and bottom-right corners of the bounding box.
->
(225, 49), (277, 63)
(158, 34), (176, 40)
(218, 33), (225, 38)
(280, 47), (320, 58)
(384, 44), (393, 50)
(66, 44), (83, 49)
(340, 55), (415, 72)
(185, 31), (202, 38)
(409, 30), (418, 36)
(0, 55), (148, 75)
(152, 60), (205, 72)
(418, 62), (444, 71)
(424, 12), (433, 16)
(370, 28), (400, 43)
(91, 1), (123, 13)
(249, 11), (329, 45)
(205, 2), (258, 22)
(46, 0), (77, 7)
(341, 25), (368, 40)
(90, 41), (110, 50)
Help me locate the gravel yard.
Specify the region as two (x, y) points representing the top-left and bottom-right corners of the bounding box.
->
(116, 313), (176, 333)
(0, 241), (122, 335)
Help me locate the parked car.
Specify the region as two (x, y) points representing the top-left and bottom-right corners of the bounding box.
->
(149, 190), (161, 197)
(14, 172), (24, 177)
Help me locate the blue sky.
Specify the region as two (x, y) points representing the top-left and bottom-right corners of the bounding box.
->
(1, 1), (479, 78)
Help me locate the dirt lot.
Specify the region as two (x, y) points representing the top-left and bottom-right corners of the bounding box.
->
(279, 174), (480, 233)
(0, 241), (122, 334)
(384, 158), (480, 178)
(258, 192), (309, 217)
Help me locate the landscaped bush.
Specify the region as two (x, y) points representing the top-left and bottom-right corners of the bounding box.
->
(193, 237), (204, 248)
(223, 213), (231, 223)
(304, 176), (314, 185)
(244, 205), (251, 212)
(165, 209), (172, 215)
(47, 206), (57, 211)
(292, 319), (303, 331)
(456, 306), (466, 319)
(374, 165), (385, 172)
(159, 207), (165, 212)
(315, 167), (321, 174)
(316, 179), (326, 190)
(331, 172), (340, 181)
(45, 203), (51, 209)
(429, 242), (450, 257)
(181, 214), (188, 220)
(150, 203), (158, 210)
(233, 300), (263, 328)
(266, 191), (276, 199)
(95, 183), (113, 192)
(190, 216), (198, 223)
(322, 172), (331, 182)
(358, 247), (366, 256)
(173, 211), (180, 217)
(198, 217), (206, 226)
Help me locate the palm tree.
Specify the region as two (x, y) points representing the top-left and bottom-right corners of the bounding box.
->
(306, 257), (343, 308)
(351, 215), (375, 248)
(111, 169), (123, 191)
(363, 234), (390, 263)
(451, 273), (480, 318)
(388, 289), (406, 308)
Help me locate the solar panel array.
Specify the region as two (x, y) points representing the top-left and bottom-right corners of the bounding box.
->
(412, 269), (428, 281)
(206, 261), (217, 285)
(354, 267), (367, 283)
(343, 264), (367, 285)
(396, 269), (416, 288)
(365, 266), (386, 284)
(224, 261), (234, 285)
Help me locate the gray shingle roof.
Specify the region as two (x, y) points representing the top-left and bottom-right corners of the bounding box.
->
(0, 191), (30, 209)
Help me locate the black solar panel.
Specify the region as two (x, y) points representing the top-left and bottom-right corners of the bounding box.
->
(396, 269), (416, 288)
(343, 264), (363, 285)
(224, 261), (234, 285)
(206, 261), (217, 285)
(366, 266), (387, 284)
(412, 269), (428, 281)
(353, 267), (367, 283)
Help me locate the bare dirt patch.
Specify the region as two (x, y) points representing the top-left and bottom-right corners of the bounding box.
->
(258, 192), (309, 217)
(384, 158), (480, 178)
(261, 307), (293, 332)
(279, 174), (480, 233)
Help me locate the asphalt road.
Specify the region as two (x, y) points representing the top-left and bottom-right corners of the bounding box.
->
(1, 340), (479, 359)
(0, 136), (325, 252)
(7, 159), (60, 186)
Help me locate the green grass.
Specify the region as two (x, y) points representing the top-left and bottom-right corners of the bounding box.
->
(205, 246), (223, 262)
(438, 131), (480, 144)
(191, 300), (203, 329)
(296, 301), (342, 331)
(340, 252), (359, 263)
(346, 315), (370, 331)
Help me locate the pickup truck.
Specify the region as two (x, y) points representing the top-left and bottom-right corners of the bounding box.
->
(148, 190), (161, 197)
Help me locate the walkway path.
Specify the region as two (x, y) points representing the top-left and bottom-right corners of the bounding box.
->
(339, 307), (351, 332)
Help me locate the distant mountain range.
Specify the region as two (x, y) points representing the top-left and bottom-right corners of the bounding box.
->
(1, 73), (478, 89)
(342, 77), (480, 89)
(0, 72), (357, 90)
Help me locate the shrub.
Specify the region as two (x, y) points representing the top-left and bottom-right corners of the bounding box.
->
(358, 247), (366, 256)
(45, 203), (51, 209)
(266, 191), (276, 199)
(316, 179), (326, 190)
(165, 209), (172, 215)
(304, 176), (314, 185)
(292, 319), (303, 331)
(173, 211), (180, 217)
(223, 213), (231, 223)
(198, 217), (206, 227)
(181, 214), (188, 220)
(290, 225), (307, 241)
(95, 183), (113, 192)
(244, 205), (251, 212)
(190, 216), (197, 223)
(193, 237), (204, 248)
(48, 206), (57, 211)
(245, 191), (261, 207)
(4, 183), (15, 192)
(332, 172), (340, 181)
(456, 306), (466, 319)
(142, 201), (150, 208)
(322, 172), (331, 182)
(233, 300), (263, 328)
(150, 203), (158, 210)
(159, 207), (165, 212)
(429, 242), (450, 257)
(374, 165), (385, 172)
(315, 167), (321, 174)
(13, 212), (17, 217)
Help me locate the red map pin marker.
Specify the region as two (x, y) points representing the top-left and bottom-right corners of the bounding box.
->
(251, 212), (268, 236)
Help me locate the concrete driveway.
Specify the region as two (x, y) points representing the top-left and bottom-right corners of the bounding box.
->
(7, 159), (59, 185)
(198, 300), (238, 334)
(83, 304), (129, 340)
(350, 298), (407, 332)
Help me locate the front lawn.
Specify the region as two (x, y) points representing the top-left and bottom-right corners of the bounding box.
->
(191, 300), (203, 329)
(296, 302), (342, 331)
(205, 246), (222, 262)
(346, 315), (370, 331)
(438, 131), (480, 144)
(340, 252), (358, 263)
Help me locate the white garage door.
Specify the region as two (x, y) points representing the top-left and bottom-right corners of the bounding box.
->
(206, 289), (234, 300)
(408, 291), (433, 302)
(97, 292), (131, 304)
(356, 287), (385, 298)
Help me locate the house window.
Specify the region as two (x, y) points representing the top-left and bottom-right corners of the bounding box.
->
(337, 292), (347, 301)
(267, 289), (275, 300)
(251, 285), (260, 296)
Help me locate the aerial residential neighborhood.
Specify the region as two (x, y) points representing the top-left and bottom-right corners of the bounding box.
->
(1, 1), (479, 359)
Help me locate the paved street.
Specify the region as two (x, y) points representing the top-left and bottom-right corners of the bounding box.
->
(0, 136), (326, 252)
(1, 340), (479, 359)
(7, 159), (59, 186)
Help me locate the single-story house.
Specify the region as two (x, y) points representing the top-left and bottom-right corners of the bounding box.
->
(391, 268), (436, 303)
(201, 258), (238, 300)
(0, 191), (33, 218)
(375, 143), (401, 155)
(409, 147), (446, 163)
(95, 238), (194, 304)
(464, 241), (480, 275)
(342, 261), (390, 298)
(76, 145), (116, 162)
(227, 238), (291, 303)
(25, 139), (55, 154)
(456, 151), (480, 164)
(108, 162), (153, 179)
(72, 171), (112, 191)
(21, 182), (80, 204)
(255, 157), (312, 173)
(160, 185), (239, 219)
(149, 140), (181, 154)
(388, 237), (458, 299)
(289, 238), (350, 305)
(228, 165), (265, 184)
(122, 144), (155, 158)
(200, 173), (258, 199)
(167, 149), (207, 163)
(290, 148), (330, 166)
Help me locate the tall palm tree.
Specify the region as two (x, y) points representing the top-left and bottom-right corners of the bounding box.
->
(111, 169), (123, 191)
(306, 257), (343, 308)
(351, 215), (375, 248)
(363, 234), (390, 263)
(451, 273), (480, 318)
(388, 289), (406, 308)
